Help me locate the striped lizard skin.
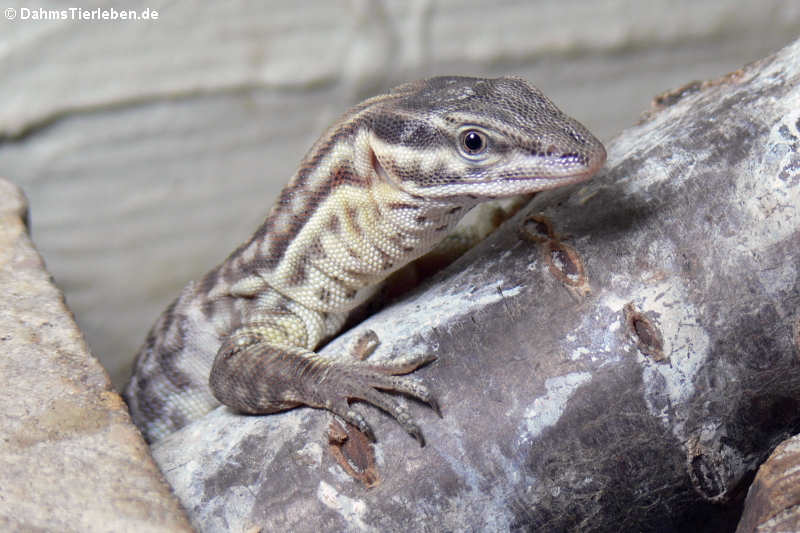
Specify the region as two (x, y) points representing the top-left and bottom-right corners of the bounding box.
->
(124, 76), (606, 445)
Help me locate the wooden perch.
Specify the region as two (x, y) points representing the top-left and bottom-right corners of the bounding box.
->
(737, 433), (800, 532)
(151, 39), (800, 532)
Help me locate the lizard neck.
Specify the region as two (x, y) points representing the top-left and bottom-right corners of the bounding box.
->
(257, 128), (475, 312)
(206, 75), (608, 314)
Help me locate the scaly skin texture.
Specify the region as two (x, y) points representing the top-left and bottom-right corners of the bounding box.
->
(123, 76), (606, 444)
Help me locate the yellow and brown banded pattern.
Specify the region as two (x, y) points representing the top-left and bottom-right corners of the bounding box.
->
(124, 76), (606, 444)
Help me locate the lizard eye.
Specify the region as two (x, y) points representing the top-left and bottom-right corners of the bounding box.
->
(459, 129), (488, 157)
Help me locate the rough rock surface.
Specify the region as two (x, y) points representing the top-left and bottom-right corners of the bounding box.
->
(0, 179), (192, 532)
(150, 38), (800, 532)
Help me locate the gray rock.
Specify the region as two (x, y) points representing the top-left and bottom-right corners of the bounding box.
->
(0, 179), (192, 532)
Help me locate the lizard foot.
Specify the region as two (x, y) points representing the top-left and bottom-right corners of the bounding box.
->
(210, 328), (439, 446)
(315, 330), (439, 445)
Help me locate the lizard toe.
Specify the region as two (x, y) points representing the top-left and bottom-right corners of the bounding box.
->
(362, 352), (437, 375)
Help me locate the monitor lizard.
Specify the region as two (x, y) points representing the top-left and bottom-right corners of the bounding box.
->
(124, 76), (607, 445)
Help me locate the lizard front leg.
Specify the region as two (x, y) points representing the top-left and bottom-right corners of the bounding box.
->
(209, 327), (439, 445)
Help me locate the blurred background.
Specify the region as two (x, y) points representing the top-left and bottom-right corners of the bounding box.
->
(1, 0), (798, 389)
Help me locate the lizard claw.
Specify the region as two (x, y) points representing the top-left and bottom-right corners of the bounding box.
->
(343, 409), (376, 442)
(407, 423), (425, 447)
(427, 396), (442, 418)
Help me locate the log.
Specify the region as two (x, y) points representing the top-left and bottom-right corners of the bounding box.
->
(151, 39), (800, 532)
(736, 433), (800, 533)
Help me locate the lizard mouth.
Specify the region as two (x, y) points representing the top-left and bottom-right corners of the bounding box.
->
(370, 145), (606, 198)
(500, 168), (595, 188)
(495, 146), (607, 190)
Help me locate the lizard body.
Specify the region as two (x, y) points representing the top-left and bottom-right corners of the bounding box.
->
(124, 76), (606, 444)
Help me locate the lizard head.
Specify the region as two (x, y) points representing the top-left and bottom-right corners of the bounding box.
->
(366, 76), (606, 199)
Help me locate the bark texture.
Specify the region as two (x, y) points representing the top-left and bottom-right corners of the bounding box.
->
(152, 39), (800, 532)
(736, 433), (800, 533)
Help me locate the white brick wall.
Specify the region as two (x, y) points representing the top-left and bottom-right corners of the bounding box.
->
(1, 0), (798, 386)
